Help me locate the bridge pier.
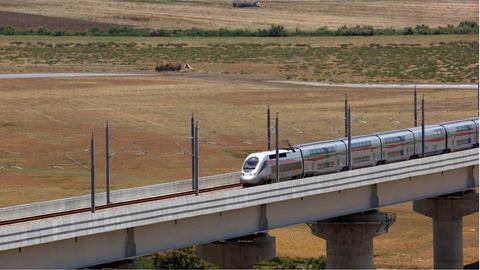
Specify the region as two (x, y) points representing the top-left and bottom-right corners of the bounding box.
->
(196, 233), (276, 269)
(308, 210), (396, 269)
(413, 191), (478, 269)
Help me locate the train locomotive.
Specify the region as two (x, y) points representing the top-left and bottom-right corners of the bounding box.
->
(240, 118), (479, 186)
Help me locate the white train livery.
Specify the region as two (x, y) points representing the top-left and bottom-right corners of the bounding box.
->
(240, 118), (479, 186)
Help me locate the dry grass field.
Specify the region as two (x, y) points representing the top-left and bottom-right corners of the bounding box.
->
(0, 0), (478, 30)
(0, 73), (477, 268)
(0, 73), (477, 207)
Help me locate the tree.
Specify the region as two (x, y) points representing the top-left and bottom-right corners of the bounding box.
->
(150, 247), (216, 269)
(0, 25), (16, 35)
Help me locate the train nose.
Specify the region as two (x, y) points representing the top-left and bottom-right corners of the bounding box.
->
(240, 171), (262, 184)
(240, 172), (256, 180)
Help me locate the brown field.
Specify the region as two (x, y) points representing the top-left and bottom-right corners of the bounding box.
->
(0, 73), (477, 206)
(0, 73), (477, 268)
(0, 11), (117, 31)
(0, 0), (478, 30)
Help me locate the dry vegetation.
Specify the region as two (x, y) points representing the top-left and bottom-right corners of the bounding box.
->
(0, 0), (478, 30)
(0, 74), (477, 206)
(0, 74), (477, 268)
(0, 35), (478, 83)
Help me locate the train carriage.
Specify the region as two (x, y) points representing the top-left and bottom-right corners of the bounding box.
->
(441, 120), (477, 151)
(341, 135), (381, 169)
(297, 140), (346, 176)
(376, 130), (414, 163)
(408, 125), (446, 156)
(240, 118), (478, 187)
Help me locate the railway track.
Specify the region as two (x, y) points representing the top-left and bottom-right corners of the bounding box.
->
(0, 183), (242, 227)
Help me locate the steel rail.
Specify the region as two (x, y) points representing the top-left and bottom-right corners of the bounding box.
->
(0, 183), (242, 227)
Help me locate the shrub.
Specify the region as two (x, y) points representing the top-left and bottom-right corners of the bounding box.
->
(108, 26), (148, 36)
(414, 24), (430, 35)
(147, 247), (215, 269)
(51, 30), (66, 36)
(456, 21), (479, 34)
(0, 25), (16, 35)
(0, 22), (478, 37)
(36, 27), (51, 35)
(255, 256), (327, 269)
(336, 25), (375, 36)
(403, 27), (414, 35)
(87, 27), (102, 36)
(258, 25), (288, 37)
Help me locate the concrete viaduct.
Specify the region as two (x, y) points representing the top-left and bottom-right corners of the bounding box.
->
(0, 148), (478, 269)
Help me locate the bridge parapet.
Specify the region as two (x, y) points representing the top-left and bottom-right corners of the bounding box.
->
(0, 172), (240, 221)
(0, 149), (477, 268)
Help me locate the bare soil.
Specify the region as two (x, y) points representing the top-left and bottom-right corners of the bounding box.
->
(0, 11), (118, 31)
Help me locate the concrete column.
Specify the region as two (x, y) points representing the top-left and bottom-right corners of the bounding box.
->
(197, 233), (276, 269)
(308, 210), (396, 269)
(413, 191), (478, 269)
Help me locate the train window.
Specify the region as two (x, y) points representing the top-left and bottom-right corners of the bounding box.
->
(387, 150), (404, 158)
(279, 161), (302, 171)
(353, 156), (370, 163)
(317, 162), (334, 169)
(456, 125), (474, 132)
(243, 157), (259, 172)
(457, 138), (471, 145)
(434, 129), (444, 135)
(259, 161), (268, 172)
(269, 153), (287, 159)
(352, 141), (372, 148)
(384, 136), (405, 144)
(309, 147), (335, 156)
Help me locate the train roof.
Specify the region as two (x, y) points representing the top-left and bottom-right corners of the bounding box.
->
(438, 118), (478, 126)
(290, 118), (476, 149)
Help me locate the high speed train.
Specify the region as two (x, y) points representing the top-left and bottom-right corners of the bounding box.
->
(240, 118), (479, 186)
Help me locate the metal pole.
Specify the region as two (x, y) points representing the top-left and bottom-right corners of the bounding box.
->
(421, 95), (425, 157)
(344, 95), (348, 137)
(267, 104), (271, 150)
(195, 121), (199, 195)
(191, 113), (195, 190)
(477, 81), (479, 118)
(275, 112), (279, 183)
(347, 105), (352, 170)
(90, 132), (95, 213)
(414, 86), (418, 127)
(105, 121), (111, 204)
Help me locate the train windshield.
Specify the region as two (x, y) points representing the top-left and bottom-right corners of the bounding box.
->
(243, 157), (259, 172)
